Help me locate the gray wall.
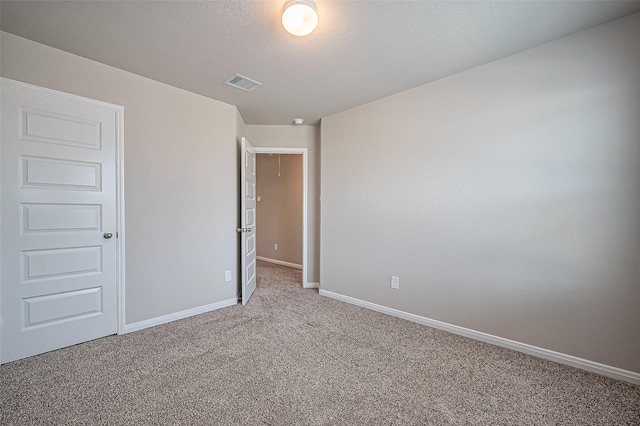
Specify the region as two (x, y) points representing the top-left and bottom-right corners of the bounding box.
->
(256, 154), (303, 265)
(1, 32), (241, 324)
(244, 125), (320, 283)
(320, 14), (640, 372)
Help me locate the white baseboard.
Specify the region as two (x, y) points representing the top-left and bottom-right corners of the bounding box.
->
(256, 256), (302, 270)
(121, 298), (237, 334)
(319, 289), (640, 385)
(304, 282), (319, 289)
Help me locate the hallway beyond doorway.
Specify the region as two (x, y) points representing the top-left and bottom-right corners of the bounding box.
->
(256, 260), (302, 289)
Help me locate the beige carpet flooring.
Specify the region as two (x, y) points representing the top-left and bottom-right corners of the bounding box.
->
(1, 260), (639, 425)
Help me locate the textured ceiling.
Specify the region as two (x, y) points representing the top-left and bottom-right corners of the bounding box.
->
(1, 1), (639, 125)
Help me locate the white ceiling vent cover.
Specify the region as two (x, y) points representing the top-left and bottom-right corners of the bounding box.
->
(224, 74), (262, 92)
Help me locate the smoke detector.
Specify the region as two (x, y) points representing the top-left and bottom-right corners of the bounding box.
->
(224, 74), (262, 92)
(293, 118), (304, 125)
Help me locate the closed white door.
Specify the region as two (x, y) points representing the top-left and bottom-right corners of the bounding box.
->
(240, 137), (257, 305)
(1, 79), (120, 363)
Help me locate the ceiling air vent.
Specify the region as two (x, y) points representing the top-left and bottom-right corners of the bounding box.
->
(224, 74), (262, 92)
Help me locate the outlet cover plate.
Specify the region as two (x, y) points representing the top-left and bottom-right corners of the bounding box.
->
(391, 276), (399, 289)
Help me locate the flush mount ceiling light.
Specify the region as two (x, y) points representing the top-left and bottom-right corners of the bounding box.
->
(282, 0), (318, 36)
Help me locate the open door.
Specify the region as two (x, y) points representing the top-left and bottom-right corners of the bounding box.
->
(239, 137), (257, 305)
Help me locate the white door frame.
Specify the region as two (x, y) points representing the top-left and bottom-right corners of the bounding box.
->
(0, 78), (126, 363)
(253, 147), (309, 289)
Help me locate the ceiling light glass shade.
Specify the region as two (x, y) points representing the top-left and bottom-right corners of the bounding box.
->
(282, 0), (318, 36)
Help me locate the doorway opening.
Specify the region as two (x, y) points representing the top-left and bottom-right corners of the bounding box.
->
(254, 148), (308, 289)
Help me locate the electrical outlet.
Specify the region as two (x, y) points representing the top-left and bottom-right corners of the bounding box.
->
(257, 195), (262, 202)
(274, 243), (278, 251)
(391, 276), (399, 290)
(225, 270), (232, 282)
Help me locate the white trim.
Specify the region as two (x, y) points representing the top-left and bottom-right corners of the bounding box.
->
(253, 147), (308, 289)
(256, 256), (302, 270)
(319, 289), (640, 385)
(115, 106), (126, 335)
(0, 78), (126, 362)
(304, 282), (319, 289)
(122, 298), (237, 334)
